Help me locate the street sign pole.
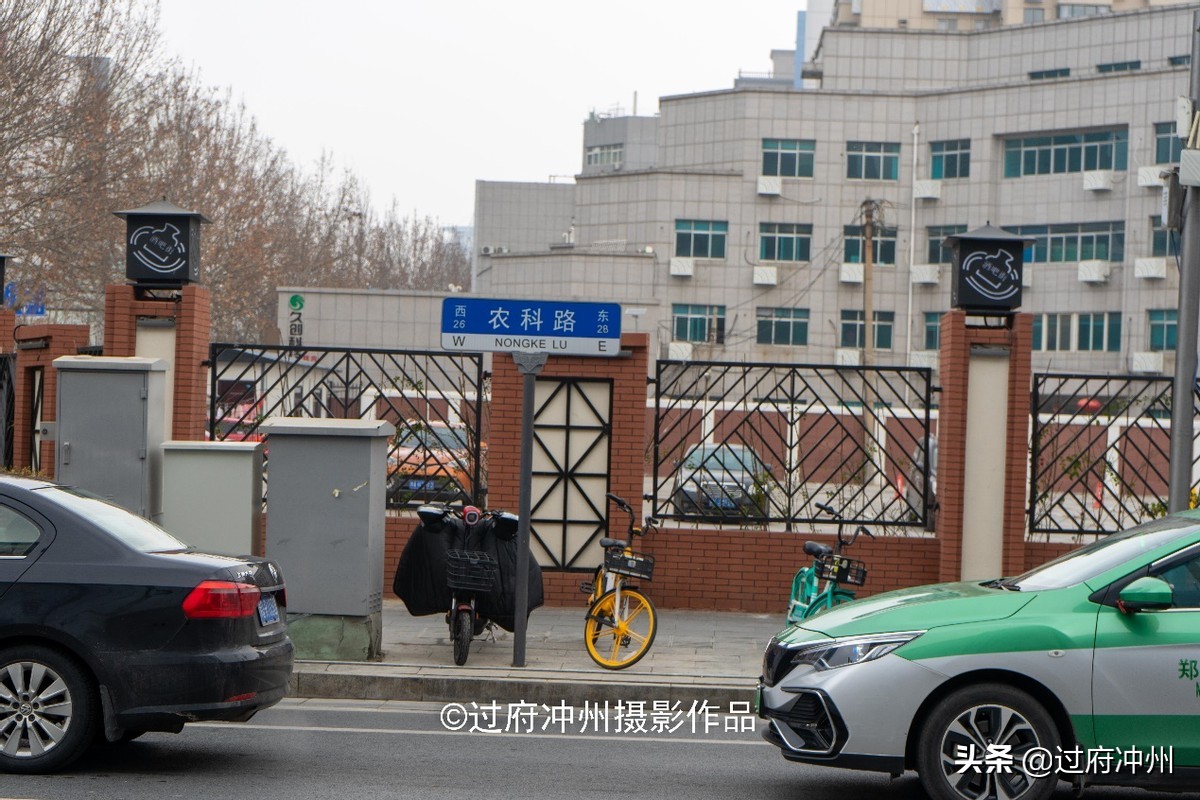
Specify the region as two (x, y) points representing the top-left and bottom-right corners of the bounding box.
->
(1170, 11), (1200, 512)
(511, 351), (547, 667)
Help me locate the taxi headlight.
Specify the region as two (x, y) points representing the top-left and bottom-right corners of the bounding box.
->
(793, 631), (924, 672)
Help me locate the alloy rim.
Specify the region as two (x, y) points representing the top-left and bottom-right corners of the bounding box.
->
(0, 661), (73, 758)
(938, 702), (1041, 800)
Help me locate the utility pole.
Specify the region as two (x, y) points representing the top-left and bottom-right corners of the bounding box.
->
(1169, 12), (1200, 512)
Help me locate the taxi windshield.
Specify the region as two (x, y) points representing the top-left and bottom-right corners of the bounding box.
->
(1010, 515), (1196, 591)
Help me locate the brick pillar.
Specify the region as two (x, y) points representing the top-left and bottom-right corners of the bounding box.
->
(488, 332), (650, 530)
(936, 310), (1033, 582)
(103, 284), (211, 441)
(12, 324), (92, 477)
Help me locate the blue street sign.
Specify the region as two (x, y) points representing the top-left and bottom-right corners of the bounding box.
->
(4, 283), (45, 317)
(441, 297), (621, 356)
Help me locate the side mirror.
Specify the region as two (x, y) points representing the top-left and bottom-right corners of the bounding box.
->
(1117, 576), (1173, 614)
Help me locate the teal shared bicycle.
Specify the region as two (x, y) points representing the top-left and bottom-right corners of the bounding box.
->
(786, 502), (874, 624)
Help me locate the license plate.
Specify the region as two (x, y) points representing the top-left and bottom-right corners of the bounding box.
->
(257, 594), (280, 625)
(406, 477), (436, 490)
(713, 496), (737, 509)
(754, 684), (762, 716)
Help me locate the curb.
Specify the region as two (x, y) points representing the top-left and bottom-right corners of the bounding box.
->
(290, 662), (756, 707)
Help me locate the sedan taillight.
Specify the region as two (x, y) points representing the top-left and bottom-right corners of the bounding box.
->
(182, 580), (261, 619)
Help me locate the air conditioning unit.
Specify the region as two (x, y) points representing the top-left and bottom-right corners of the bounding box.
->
(1137, 166), (1166, 188)
(480, 246), (494, 255)
(909, 351), (939, 370)
(753, 266), (778, 286)
(911, 264), (940, 285)
(839, 263), (864, 284)
(1083, 170), (1114, 192)
(913, 180), (942, 200)
(1131, 351), (1164, 374)
(757, 176), (782, 196)
(495, 246), (510, 254)
(1135, 257), (1167, 279)
(835, 348), (861, 367)
(1077, 260), (1111, 284)
(667, 341), (694, 360)
(670, 257), (695, 277)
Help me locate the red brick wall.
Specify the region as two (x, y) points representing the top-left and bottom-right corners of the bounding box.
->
(488, 332), (650, 528)
(104, 284), (211, 440)
(379, 513), (941, 612)
(937, 311), (1034, 581)
(12, 324), (92, 477)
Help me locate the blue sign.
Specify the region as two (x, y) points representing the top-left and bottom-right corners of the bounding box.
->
(4, 283), (45, 317)
(441, 297), (621, 356)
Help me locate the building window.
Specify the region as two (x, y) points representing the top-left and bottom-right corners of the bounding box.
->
(675, 220), (727, 259)
(1097, 60), (1141, 74)
(756, 307), (810, 346)
(930, 139), (970, 179)
(759, 223), (812, 262)
(762, 139), (815, 178)
(1149, 309), (1177, 352)
(936, 18), (957, 31)
(1077, 312), (1121, 353)
(585, 143), (623, 167)
(927, 224), (967, 264)
(846, 141), (900, 181)
(1152, 216), (1179, 258)
(1029, 67), (1069, 80)
(844, 225), (897, 265)
(1031, 313), (1073, 352)
(1003, 130), (1128, 177)
(1024, 8), (1045, 23)
(1155, 122), (1182, 165)
(673, 304), (726, 344)
(840, 310), (895, 350)
(1058, 4), (1110, 18)
(1004, 222), (1124, 263)
(924, 312), (942, 351)
(1170, 55), (1192, 67)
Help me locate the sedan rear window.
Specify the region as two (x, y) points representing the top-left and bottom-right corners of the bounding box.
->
(37, 487), (189, 553)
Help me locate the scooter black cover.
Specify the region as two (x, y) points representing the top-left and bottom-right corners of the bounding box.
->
(393, 513), (543, 631)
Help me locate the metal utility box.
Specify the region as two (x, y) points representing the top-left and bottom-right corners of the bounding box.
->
(162, 440), (264, 556)
(259, 418), (394, 616)
(54, 356), (167, 519)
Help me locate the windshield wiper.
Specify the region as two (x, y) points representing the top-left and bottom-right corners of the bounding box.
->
(984, 577), (1022, 592)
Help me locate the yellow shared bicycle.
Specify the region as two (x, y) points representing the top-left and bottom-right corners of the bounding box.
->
(580, 493), (658, 669)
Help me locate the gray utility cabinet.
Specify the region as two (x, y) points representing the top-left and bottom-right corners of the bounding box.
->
(54, 356), (167, 520)
(162, 440), (264, 556)
(259, 418), (394, 617)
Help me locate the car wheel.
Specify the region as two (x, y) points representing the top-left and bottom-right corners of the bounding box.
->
(0, 645), (98, 774)
(917, 683), (1060, 800)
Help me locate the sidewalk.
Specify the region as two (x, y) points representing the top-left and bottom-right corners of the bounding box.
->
(291, 599), (786, 707)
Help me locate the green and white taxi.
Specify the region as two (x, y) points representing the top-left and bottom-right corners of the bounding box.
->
(758, 512), (1200, 800)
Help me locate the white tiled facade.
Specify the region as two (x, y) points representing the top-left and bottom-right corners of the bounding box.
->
(467, 6), (1198, 378)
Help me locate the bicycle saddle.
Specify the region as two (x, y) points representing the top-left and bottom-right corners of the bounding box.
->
(599, 537), (627, 549)
(804, 541), (833, 557)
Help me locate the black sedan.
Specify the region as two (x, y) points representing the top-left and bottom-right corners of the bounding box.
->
(0, 475), (293, 773)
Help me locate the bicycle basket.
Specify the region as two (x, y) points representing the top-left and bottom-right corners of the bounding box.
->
(603, 548), (655, 581)
(446, 549), (498, 592)
(816, 555), (867, 586)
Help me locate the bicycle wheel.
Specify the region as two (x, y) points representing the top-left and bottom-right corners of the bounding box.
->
(584, 588), (657, 670)
(452, 608), (472, 666)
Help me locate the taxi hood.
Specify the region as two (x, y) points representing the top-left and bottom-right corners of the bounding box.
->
(795, 580), (1034, 639)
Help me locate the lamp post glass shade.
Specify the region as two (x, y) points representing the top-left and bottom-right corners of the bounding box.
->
(113, 200), (210, 286)
(947, 224), (1031, 313)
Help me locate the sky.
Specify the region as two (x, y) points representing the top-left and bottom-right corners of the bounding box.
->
(155, 1), (803, 228)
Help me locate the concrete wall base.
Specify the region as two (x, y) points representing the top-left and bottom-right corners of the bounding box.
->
(287, 612), (382, 661)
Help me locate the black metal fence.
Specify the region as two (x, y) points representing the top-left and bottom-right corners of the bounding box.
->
(208, 343), (487, 508)
(0, 354), (13, 469)
(1029, 373), (1200, 535)
(651, 360), (934, 528)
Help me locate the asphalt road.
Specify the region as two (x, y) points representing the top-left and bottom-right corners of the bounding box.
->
(0, 700), (1187, 800)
